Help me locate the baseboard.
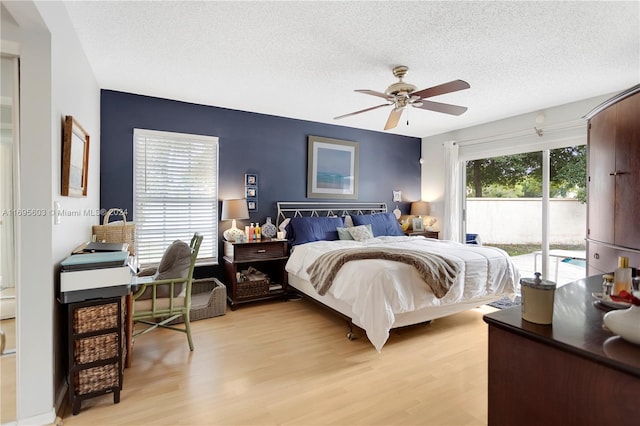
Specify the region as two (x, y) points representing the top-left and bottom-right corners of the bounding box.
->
(15, 407), (56, 426)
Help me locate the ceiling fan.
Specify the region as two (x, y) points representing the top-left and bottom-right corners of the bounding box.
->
(334, 65), (470, 130)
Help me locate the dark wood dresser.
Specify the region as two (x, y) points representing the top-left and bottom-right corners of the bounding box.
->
(483, 275), (640, 426)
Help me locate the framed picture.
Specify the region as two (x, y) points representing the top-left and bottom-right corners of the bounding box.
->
(245, 186), (257, 198)
(247, 199), (257, 211)
(62, 115), (90, 197)
(245, 174), (257, 186)
(412, 217), (424, 232)
(307, 135), (358, 199)
(393, 190), (402, 202)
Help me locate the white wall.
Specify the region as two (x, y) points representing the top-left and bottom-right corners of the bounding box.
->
(1, 1), (100, 423)
(466, 198), (586, 245)
(421, 93), (617, 238)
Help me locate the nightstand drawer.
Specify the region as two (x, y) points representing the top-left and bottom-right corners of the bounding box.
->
(224, 241), (287, 262)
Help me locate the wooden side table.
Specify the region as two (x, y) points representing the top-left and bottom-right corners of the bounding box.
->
(223, 239), (288, 310)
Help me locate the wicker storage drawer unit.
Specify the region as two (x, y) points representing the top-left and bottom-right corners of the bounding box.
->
(67, 296), (125, 415)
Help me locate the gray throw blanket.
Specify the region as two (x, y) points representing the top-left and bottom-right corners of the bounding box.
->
(306, 247), (459, 298)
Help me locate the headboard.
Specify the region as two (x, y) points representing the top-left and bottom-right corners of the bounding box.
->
(276, 202), (387, 227)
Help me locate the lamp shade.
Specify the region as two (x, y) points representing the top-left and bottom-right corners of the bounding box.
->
(221, 199), (250, 221)
(410, 201), (429, 216)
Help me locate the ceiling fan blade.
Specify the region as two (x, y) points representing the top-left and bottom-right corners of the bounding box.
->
(412, 79), (470, 100)
(355, 89), (392, 100)
(384, 108), (403, 130)
(334, 103), (390, 120)
(413, 100), (468, 116)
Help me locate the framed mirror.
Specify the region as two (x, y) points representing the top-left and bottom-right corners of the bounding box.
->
(62, 115), (89, 197)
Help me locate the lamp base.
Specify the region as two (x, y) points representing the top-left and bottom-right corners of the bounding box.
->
(223, 222), (245, 242)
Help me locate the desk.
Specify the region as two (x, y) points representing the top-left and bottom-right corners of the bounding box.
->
(484, 276), (640, 425)
(533, 249), (586, 282)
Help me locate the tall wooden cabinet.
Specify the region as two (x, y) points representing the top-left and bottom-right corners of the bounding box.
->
(585, 85), (640, 275)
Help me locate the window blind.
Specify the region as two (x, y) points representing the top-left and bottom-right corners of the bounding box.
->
(133, 129), (219, 266)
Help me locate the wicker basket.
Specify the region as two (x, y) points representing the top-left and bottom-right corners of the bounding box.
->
(167, 278), (227, 324)
(73, 302), (118, 334)
(237, 278), (270, 299)
(92, 208), (135, 255)
(74, 363), (118, 395)
(75, 333), (119, 364)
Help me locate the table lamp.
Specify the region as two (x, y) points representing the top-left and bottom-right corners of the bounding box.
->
(221, 199), (250, 241)
(410, 201), (429, 217)
(410, 201), (430, 231)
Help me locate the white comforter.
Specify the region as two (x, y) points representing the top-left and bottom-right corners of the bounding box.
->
(285, 236), (519, 351)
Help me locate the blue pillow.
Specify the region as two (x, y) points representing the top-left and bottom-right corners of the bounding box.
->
(285, 216), (345, 246)
(351, 212), (404, 237)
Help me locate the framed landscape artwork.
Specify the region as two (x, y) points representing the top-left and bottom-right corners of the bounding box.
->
(307, 135), (359, 199)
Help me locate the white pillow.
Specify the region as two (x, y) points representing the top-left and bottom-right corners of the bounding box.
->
(347, 224), (374, 241)
(278, 218), (290, 237)
(343, 215), (354, 227)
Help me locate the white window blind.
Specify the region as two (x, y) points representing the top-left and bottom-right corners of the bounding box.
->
(134, 129), (218, 266)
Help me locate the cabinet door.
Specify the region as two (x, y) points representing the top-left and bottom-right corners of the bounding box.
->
(587, 241), (618, 275)
(614, 94), (640, 249)
(587, 105), (616, 243)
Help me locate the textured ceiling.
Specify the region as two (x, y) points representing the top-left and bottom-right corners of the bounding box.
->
(63, 1), (640, 138)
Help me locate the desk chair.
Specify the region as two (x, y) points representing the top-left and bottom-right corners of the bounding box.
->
(131, 233), (203, 352)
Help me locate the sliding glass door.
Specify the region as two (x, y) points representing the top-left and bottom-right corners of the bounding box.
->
(464, 145), (586, 286)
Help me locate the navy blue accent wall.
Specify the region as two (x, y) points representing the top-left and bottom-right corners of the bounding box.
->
(100, 90), (421, 266)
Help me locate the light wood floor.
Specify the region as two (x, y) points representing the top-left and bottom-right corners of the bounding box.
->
(60, 298), (498, 426)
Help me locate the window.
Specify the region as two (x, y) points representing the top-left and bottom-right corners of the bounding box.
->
(134, 129), (218, 266)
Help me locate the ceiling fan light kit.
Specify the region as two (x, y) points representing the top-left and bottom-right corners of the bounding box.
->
(334, 65), (470, 130)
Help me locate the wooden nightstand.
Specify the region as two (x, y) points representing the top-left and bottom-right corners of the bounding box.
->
(406, 230), (439, 239)
(223, 239), (288, 310)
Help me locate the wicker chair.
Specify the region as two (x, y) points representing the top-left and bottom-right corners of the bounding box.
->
(131, 233), (203, 352)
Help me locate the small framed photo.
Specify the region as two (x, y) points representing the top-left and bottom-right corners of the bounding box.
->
(412, 217), (424, 232)
(392, 190), (402, 202)
(245, 186), (257, 198)
(247, 199), (257, 211)
(245, 174), (257, 186)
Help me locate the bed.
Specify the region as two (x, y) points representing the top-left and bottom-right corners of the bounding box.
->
(277, 202), (519, 351)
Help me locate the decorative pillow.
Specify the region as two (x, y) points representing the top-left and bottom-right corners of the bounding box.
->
(343, 215), (354, 227)
(352, 212), (405, 237)
(136, 240), (192, 299)
(347, 224), (374, 241)
(285, 216), (345, 246)
(336, 227), (353, 240)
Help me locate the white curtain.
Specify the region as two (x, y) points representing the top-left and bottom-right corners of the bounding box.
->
(443, 141), (462, 242)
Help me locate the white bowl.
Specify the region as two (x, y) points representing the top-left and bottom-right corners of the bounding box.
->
(603, 305), (640, 345)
